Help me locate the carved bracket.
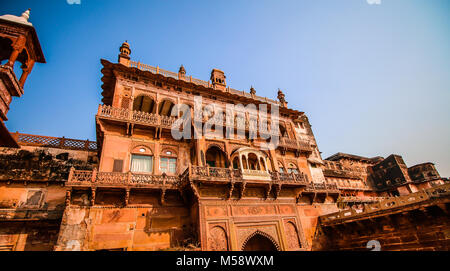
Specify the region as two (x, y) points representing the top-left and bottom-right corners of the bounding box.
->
(239, 182), (247, 199)
(274, 183), (282, 199)
(91, 188), (96, 206)
(125, 189), (130, 206)
(228, 181), (235, 200)
(160, 188), (167, 205)
(265, 184), (272, 200)
(189, 179), (200, 200)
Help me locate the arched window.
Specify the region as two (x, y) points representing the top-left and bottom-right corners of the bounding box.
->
(233, 156), (240, 169)
(131, 154), (153, 173)
(279, 123), (288, 138)
(287, 163), (299, 174)
(158, 99), (175, 117)
(130, 146), (154, 173)
(278, 162), (285, 173)
(260, 157), (267, 171)
(248, 153), (260, 170)
(160, 149), (177, 174)
(205, 146), (228, 168)
(133, 95), (156, 114)
(242, 156), (248, 170)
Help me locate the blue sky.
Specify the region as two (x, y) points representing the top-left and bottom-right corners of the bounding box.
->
(2, 0), (449, 176)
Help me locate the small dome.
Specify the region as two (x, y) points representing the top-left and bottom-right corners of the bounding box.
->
(179, 64), (186, 74)
(0, 9), (33, 26)
(121, 40), (130, 49)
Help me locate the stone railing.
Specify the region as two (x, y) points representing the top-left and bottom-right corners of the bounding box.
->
(320, 183), (450, 224)
(67, 168), (180, 187)
(129, 60), (210, 88)
(279, 137), (313, 152)
(129, 61), (282, 106)
(97, 104), (176, 128)
(305, 182), (339, 192)
(271, 172), (309, 184)
(13, 133), (97, 151)
(338, 196), (387, 203)
(189, 166), (238, 179)
(333, 182), (370, 191)
(188, 165), (308, 185)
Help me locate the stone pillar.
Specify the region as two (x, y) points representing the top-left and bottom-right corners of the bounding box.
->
(19, 60), (35, 88)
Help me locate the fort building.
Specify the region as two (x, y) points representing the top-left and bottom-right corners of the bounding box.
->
(0, 10), (448, 251)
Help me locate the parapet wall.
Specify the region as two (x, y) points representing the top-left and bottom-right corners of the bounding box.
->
(312, 183), (450, 251)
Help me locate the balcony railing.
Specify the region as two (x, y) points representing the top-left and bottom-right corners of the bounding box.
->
(305, 182), (339, 192)
(320, 183), (450, 224)
(279, 137), (313, 152)
(129, 60), (280, 106)
(188, 166), (308, 184)
(129, 60), (210, 88)
(97, 104), (176, 128)
(13, 133), (97, 151)
(67, 168), (180, 188)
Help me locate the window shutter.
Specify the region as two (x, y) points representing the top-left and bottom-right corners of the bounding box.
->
(113, 159), (124, 172)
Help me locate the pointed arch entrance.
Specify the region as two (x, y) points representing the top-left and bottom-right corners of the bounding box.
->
(241, 231), (280, 251)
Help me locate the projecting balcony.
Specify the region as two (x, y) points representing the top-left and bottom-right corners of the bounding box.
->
(304, 182), (340, 194)
(96, 104), (177, 129)
(67, 168), (180, 189)
(186, 165), (309, 185)
(278, 137), (313, 153)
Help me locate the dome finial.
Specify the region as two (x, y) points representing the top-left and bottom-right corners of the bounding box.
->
(179, 64), (186, 75)
(21, 9), (30, 21)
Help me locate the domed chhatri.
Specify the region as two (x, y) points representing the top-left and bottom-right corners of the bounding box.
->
(0, 9), (33, 26)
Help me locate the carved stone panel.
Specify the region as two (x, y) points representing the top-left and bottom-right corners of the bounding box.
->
(284, 221), (301, 250)
(207, 226), (228, 251)
(232, 205), (276, 216)
(205, 206), (228, 218)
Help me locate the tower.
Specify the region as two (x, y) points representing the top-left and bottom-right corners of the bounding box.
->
(0, 9), (46, 147)
(210, 68), (226, 91)
(118, 40), (131, 66)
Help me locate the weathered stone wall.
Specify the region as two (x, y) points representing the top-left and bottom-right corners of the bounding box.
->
(312, 186), (450, 251)
(55, 192), (194, 251)
(0, 221), (61, 251)
(0, 146), (98, 251)
(296, 203), (338, 248)
(0, 147), (97, 182)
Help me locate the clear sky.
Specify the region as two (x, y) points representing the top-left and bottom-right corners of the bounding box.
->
(2, 0), (449, 176)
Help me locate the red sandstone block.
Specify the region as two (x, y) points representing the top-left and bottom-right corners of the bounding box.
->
(304, 209), (319, 217)
(101, 209), (137, 224)
(93, 233), (133, 242)
(400, 235), (418, 243)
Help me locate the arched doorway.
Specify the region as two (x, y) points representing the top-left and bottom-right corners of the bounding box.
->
(205, 146), (228, 168)
(133, 95), (156, 114)
(242, 232), (279, 251)
(158, 99), (175, 116)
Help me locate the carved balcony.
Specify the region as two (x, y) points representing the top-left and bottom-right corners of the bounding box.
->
(67, 168), (180, 190)
(278, 137), (313, 153)
(187, 165), (309, 186)
(304, 182), (340, 194)
(319, 183), (450, 225)
(96, 104), (177, 130)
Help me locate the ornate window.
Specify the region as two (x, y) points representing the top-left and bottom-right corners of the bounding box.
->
(160, 157), (177, 174)
(160, 148), (177, 174)
(287, 163), (299, 174)
(130, 154), (153, 173)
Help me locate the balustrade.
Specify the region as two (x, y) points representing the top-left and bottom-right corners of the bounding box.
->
(97, 104), (177, 128)
(67, 169), (180, 187)
(320, 183), (450, 224)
